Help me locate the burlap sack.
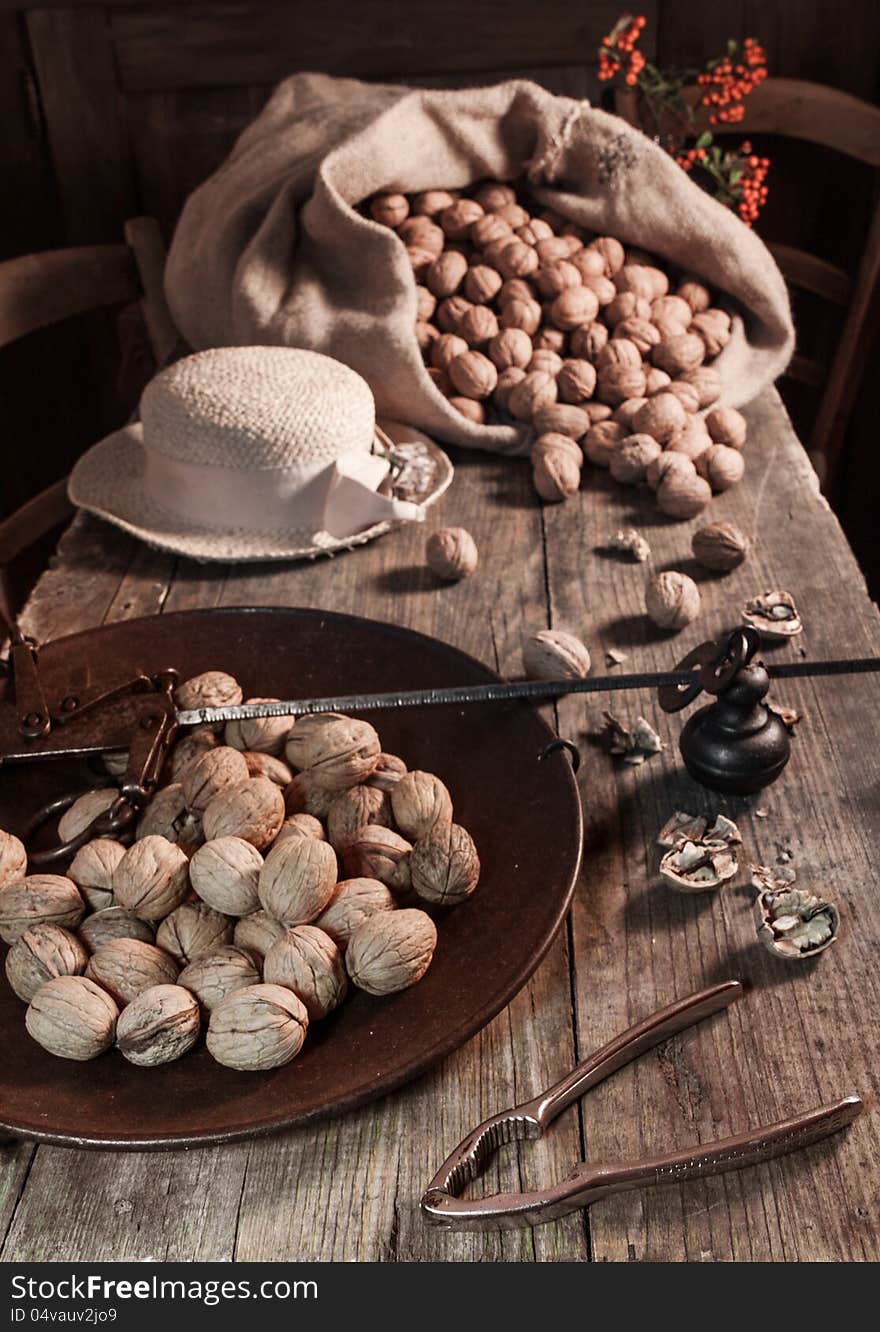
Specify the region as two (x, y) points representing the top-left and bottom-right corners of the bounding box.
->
(166, 73), (794, 455)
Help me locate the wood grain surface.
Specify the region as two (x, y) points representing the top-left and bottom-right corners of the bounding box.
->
(1, 388), (878, 1261)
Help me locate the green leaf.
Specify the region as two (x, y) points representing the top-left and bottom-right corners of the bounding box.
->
(695, 131), (714, 150)
(729, 168), (743, 184)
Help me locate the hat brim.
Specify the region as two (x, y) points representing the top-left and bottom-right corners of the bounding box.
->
(68, 419), (454, 563)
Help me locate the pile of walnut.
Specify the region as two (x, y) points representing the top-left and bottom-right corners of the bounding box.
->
(366, 181), (747, 516)
(0, 671), (479, 1072)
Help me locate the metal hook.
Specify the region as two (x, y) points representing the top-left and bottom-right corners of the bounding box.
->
(539, 738), (581, 772)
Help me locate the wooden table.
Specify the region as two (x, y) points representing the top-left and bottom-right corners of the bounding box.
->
(2, 388), (878, 1262)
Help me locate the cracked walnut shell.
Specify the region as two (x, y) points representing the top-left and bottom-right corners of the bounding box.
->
(410, 823), (480, 906)
(26, 975), (119, 1060)
(206, 983), (308, 1070)
(136, 784), (203, 852)
(116, 983), (201, 1066)
(346, 909), (437, 996)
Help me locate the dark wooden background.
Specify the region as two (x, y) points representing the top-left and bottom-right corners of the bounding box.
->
(1, 0), (878, 587)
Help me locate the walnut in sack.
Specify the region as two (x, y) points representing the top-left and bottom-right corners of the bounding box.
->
(112, 836), (189, 921)
(179, 945), (262, 1012)
(85, 938), (179, 1005)
(285, 715), (381, 792)
(263, 925), (348, 1020)
(116, 984), (201, 1066)
(346, 909), (437, 996)
(68, 838), (125, 911)
(155, 901), (233, 966)
(258, 836), (338, 924)
(203, 776), (285, 848)
(5, 924), (88, 1003)
(0, 874), (84, 944)
(314, 878), (396, 950)
(206, 983), (308, 1071)
(189, 836), (263, 916)
(25, 975), (118, 1061)
(410, 823), (480, 906)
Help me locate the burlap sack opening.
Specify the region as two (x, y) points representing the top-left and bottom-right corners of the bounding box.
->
(166, 73), (794, 456)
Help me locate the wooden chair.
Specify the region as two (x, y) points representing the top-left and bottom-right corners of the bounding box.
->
(0, 217), (177, 631)
(616, 78), (880, 488)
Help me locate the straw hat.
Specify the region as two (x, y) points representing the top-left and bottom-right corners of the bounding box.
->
(69, 346), (453, 562)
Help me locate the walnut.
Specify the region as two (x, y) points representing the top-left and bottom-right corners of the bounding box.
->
(588, 236), (625, 275)
(692, 521), (750, 571)
(398, 216), (444, 254)
(264, 924), (347, 1020)
(487, 327), (532, 370)
(258, 837), (338, 924)
(609, 434), (662, 484)
(645, 367), (672, 396)
(314, 878), (395, 950)
(116, 983), (200, 1066)
(25, 975), (118, 1060)
(651, 295), (692, 330)
(426, 249), (468, 298)
(614, 396), (648, 432)
(224, 698), (292, 756)
(242, 752), (293, 786)
(523, 628), (591, 681)
(284, 771), (336, 820)
(68, 838), (125, 911)
(415, 322), (438, 354)
(180, 746), (250, 813)
(170, 728), (217, 780)
(597, 364), (647, 406)
(696, 443), (746, 492)
(570, 248), (605, 281)
(532, 327), (566, 355)
(112, 836), (189, 920)
(533, 403), (590, 439)
(78, 907), (155, 952)
(507, 370), (557, 422)
(326, 785), (391, 853)
(646, 571), (702, 630)
(470, 213), (513, 248)
(369, 192), (409, 227)
(389, 771), (453, 842)
(706, 405), (747, 449)
(274, 814), (327, 845)
(535, 236), (572, 265)
(498, 297), (542, 335)
(656, 469), (712, 519)
(598, 338), (642, 370)
(206, 983), (308, 1070)
(448, 350), (497, 399)
(232, 910), (285, 958)
(415, 284), (436, 321)
(569, 322), (608, 358)
(557, 359), (596, 404)
(666, 418), (712, 460)
(286, 715), (381, 792)
(412, 189), (457, 216)
(136, 784), (203, 852)
(431, 332), (469, 372)
(493, 367), (527, 413)
(646, 450), (697, 492)
(582, 420), (625, 467)
(436, 295), (473, 333)
(471, 181), (515, 212)
(532, 447), (581, 501)
(346, 909), (437, 995)
(677, 278), (712, 312)
(692, 308), (732, 356)
(464, 263), (503, 304)
(534, 260), (581, 298)
(516, 219), (553, 244)
(5, 924), (88, 1003)
(189, 836), (263, 915)
(57, 788), (117, 844)
(155, 901), (232, 965)
(679, 365), (721, 407)
(618, 319), (663, 359)
(498, 278), (535, 305)
(406, 246), (435, 276)
(86, 937), (179, 1004)
(583, 274), (617, 306)
(549, 287), (599, 331)
(0, 874), (84, 944)
(652, 333), (705, 377)
(203, 776), (285, 848)
(174, 671), (242, 725)
(411, 822), (480, 906)
(495, 201), (531, 229)
(0, 831), (27, 889)
(448, 397), (486, 423)
(342, 825), (412, 894)
(613, 264), (656, 300)
(605, 292), (651, 326)
(531, 433), (582, 467)
(178, 945), (261, 1011)
(665, 380), (701, 413)
(497, 239), (539, 280)
(528, 349), (563, 377)
(364, 753), (408, 792)
(426, 526), (479, 581)
(632, 392), (687, 443)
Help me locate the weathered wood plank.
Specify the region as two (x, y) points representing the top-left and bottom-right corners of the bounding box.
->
(542, 389), (880, 1261)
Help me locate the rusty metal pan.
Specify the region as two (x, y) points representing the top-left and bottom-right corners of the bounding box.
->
(0, 607), (582, 1150)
